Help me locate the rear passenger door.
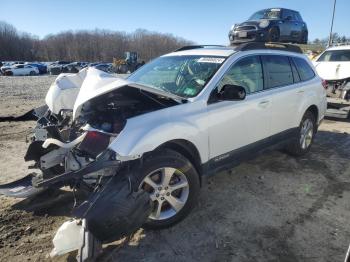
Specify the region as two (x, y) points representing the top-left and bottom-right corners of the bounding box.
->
(261, 55), (301, 136)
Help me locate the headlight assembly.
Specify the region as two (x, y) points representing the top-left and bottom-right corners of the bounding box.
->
(259, 20), (270, 28)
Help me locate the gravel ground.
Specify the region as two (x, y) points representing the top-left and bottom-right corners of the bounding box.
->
(0, 75), (349, 262)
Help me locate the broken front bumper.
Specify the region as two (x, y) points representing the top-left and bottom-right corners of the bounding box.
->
(0, 150), (120, 199)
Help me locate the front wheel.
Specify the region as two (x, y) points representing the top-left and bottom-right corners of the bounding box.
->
(268, 27), (280, 42)
(134, 149), (200, 229)
(285, 111), (316, 156)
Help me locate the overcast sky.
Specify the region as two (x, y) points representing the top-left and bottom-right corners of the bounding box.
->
(1, 0), (348, 44)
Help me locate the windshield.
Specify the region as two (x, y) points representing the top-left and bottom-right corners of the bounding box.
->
(128, 55), (225, 97)
(249, 9), (281, 20)
(317, 50), (350, 62)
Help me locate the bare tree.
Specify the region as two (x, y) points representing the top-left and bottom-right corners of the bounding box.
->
(0, 21), (193, 62)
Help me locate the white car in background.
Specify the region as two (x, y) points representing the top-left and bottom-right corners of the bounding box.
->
(313, 45), (350, 118)
(3, 64), (39, 76)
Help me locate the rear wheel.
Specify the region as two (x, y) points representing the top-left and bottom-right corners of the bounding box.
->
(285, 111), (316, 156)
(134, 149), (200, 229)
(268, 27), (280, 42)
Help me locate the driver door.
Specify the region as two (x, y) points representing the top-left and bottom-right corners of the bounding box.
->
(207, 55), (272, 172)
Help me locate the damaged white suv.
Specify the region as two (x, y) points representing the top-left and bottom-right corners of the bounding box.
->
(1, 43), (326, 236)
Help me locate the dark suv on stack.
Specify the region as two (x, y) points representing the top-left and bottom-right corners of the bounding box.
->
(229, 8), (308, 44)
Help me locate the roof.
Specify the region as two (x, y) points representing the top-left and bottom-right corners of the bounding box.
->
(163, 42), (302, 57)
(163, 47), (236, 57)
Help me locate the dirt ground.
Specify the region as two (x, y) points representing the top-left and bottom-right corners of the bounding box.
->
(0, 75), (349, 262)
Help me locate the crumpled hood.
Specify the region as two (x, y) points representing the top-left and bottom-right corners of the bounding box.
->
(73, 68), (182, 119)
(45, 69), (88, 114)
(314, 62), (350, 80)
(46, 67), (182, 119)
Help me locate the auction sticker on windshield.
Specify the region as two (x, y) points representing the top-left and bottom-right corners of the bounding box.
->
(197, 57), (225, 64)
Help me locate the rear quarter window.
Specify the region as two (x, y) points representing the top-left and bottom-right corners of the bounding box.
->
(292, 57), (315, 81)
(262, 55), (294, 89)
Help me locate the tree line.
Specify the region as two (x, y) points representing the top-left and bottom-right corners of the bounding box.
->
(0, 21), (193, 62)
(310, 33), (350, 46)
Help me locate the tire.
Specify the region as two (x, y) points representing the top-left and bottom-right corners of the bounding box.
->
(132, 149), (200, 229)
(268, 27), (280, 42)
(285, 111), (316, 156)
(29, 71), (36, 76)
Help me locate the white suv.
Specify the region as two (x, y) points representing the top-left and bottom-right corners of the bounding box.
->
(2, 43), (327, 232)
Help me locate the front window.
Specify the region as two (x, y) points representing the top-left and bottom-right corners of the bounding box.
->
(249, 9), (281, 20)
(317, 50), (350, 62)
(218, 56), (263, 94)
(128, 55), (225, 97)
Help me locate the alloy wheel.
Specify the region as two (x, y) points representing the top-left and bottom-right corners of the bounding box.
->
(139, 167), (189, 221)
(300, 118), (314, 149)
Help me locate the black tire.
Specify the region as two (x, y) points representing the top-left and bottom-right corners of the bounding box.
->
(29, 71), (36, 76)
(268, 27), (280, 42)
(131, 148), (200, 229)
(285, 111), (316, 156)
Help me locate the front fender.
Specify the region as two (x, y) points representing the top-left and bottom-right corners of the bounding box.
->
(108, 114), (208, 163)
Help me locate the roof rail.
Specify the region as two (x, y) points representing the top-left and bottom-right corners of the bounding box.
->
(232, 42), (303, 54)
(174, 45), (226, 52)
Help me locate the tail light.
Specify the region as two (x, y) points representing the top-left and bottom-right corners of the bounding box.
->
(78, 131), (111, 158)
(322, 79), (328, 89)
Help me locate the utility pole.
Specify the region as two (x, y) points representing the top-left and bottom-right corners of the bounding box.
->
(328, 0), (337, 46)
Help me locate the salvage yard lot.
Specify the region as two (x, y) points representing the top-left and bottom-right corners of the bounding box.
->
(0, 76), (349, 262)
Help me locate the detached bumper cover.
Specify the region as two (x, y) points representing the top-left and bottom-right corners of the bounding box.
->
(0, 174), (45, 198)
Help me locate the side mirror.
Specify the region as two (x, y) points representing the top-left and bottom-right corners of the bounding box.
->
(219, 84), (246, 101)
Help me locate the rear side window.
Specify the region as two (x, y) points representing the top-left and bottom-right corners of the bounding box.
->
(282, 10), (294, 20)
(262, 55), (294, 89)
(290, 58), (301, 83)
(292, 57), (315, 81)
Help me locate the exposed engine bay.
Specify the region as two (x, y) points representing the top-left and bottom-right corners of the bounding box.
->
(324, 77), (350, 101)
(324, 77), (350, 119)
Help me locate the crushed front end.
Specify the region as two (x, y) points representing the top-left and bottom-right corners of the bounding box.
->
(324, 77), (350, 118)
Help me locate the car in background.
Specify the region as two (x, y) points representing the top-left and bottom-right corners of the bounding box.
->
(0, 61), (25, 74)
(3, 64), (39, 76)
(62, 62), (88, 73)
(48, 61), (71, 75)
(25, 62), (47, 74)
(313, 44), (350, 118)
(92, 63), (114, 73)
(229, 8), (308, 44)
